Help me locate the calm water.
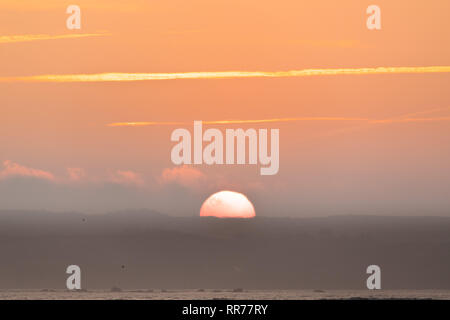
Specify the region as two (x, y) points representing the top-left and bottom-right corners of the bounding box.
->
(0, 289), (449, 300)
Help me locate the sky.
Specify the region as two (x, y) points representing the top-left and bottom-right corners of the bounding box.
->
(1, 0), (450, 216)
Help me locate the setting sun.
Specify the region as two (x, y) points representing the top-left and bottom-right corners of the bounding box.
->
(200, 191), (256, 218)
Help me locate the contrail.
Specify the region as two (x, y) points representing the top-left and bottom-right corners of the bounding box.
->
(317, 106), (450, 138)
(107, 117), (371, 127)
(0, 33), (109, 44)
(107, 115), (450, 127)
(372, 117), (450, 123)
(1, 66), (450, 82)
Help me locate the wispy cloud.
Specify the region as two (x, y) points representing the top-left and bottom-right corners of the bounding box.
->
(0, 33), (109, 44)
(67, 167), (86, 182)
(159, 165), (207, 190)
(107, 117), (370, 127)
(0, 160), (147, 188)
(2, 1), (149, 12)
(159, 165), (262, 193)
(0, 160), (55, 181)
(372, 117), (450, 124)
(318, 107), (450, 137)
(107, 114), (450, 128)
(109, 170), (145, 187)
(1, 66), (449, 82)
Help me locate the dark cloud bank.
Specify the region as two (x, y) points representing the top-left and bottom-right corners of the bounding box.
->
(0, 210), (449, 290)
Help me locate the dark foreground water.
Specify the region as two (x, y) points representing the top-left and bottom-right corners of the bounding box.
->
(1, 289), (449, 300)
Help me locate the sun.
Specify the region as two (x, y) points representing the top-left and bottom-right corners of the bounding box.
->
(200, 191), (256, 218)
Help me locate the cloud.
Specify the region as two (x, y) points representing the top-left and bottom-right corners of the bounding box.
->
(0, 160), (55, 181)
(160, 165), (207, 190)
(107, 116), (450, 128)
(107, 106), (450, 128)
(318, 106), (450, 139)
(372, 117), (450, 124)
(0, 160), (146, 188)
(107, 117), (369, 127)
(0, 161), (150, 212)
(159, 166), (266, 195)
(109, 170), (144, 187)
(1, 66), (449, 83)
(1, 1), (149, 12)
(0, 33), (108, 44)
(67, 167), (86, 182)
(66, 167), (145, 186)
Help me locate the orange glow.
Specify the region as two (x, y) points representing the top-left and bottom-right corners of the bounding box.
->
(200, 191), (256, 219)
(1, 0), (450, 215)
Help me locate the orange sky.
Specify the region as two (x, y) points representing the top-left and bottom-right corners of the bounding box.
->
(1, 0), (450, 215)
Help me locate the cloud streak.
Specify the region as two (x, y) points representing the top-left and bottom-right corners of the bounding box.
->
(160, 165), (207, 190)
(0, 160), (55, 181)
(0, 160), (146, 188)
(372, 117), (450, 124)
(107, 115), (450, 127)
(317, 107), (450, 138)
(1, 66), (449, 82)
(0, 33), (108, 44)
(107, 117), (370, 127)
(109, 170), (145, 187)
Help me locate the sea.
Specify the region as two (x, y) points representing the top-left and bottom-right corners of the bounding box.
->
(0, 289), (449, 300)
